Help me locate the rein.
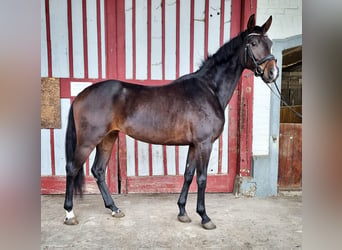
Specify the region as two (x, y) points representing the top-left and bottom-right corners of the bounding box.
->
(265, 80), (303, 119)
(245, 33), (302, 119)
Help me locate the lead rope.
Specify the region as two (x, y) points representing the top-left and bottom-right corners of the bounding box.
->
(265, 80), (303, 119)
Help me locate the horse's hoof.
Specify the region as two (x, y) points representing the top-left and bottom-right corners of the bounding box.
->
(202, 220), (216, 230)
(112, 209), (125, 218)
(178, 213), (192, 223)
(64, 217), (79, 225)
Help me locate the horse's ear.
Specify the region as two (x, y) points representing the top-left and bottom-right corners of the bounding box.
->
(247, 14), (256, 31)
(261, 16), (272, 34)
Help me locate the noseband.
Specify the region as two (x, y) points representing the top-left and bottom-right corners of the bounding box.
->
(244, 33), (276, 77)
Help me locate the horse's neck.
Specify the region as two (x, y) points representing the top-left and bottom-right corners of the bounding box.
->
(198, 51), (244, 109)
(214, 59), (244, 108)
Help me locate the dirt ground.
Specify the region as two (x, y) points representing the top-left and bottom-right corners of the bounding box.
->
(41, 193), (302, 249)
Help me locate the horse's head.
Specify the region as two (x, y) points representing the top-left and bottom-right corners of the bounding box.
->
(243, 14), (279, 83)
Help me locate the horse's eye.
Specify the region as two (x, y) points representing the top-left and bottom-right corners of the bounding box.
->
(251, 41), (257, 46)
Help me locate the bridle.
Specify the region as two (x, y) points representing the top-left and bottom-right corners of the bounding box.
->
(244, 33), (302, 118)
(244, 33), (276, 77)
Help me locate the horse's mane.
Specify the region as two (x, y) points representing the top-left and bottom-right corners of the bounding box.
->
(198, 30), (248, 72)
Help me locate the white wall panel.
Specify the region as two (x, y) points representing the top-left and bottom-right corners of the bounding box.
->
(166, 146), (176, 175)
(41, 0), (48, 77)
(54, 98), (71, 175)
(126, 136), (136, 176)
(223, 0), (231, 43)
(86, 0), (99, 78)
(100, 0), (106, 78)
(193, 0), (205, 72)
(151, 0), (163, 79)
(179, 0), (191, 76)
(164, 0), (177, 80)
(135, 0), (148, 79)
(152, 145), (164, 175)
(71, 0), (85, 78)
(138, 141), (149, 176)
(41, 129), (52, 175)
(125, 0), (133, 79)
(49, 0), (69, 77)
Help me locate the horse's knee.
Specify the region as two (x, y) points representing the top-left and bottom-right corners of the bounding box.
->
(197, 174), (207, 189)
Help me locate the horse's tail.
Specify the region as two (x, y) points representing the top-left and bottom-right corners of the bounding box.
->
(65, 103), (84, 195)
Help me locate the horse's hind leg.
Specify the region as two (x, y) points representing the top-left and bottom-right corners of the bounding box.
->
(91, 131), (125, 218)
(64, 145), (94, 225)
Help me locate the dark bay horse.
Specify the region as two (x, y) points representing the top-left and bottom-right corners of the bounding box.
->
(63, 14), (278, 229)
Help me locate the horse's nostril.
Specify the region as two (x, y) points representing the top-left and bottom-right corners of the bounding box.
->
(269, 68), (274, 77)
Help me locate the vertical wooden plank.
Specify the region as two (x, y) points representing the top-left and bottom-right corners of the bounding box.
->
(41, 0), (48, 77)
(41, 129), (52, 175)
(71, 0), (85, 78)
(135, 0), (148, 79)
(221, 107), (229, 173)
(67, 0), (74, 78)
(206, 0), (221, 174)
(178, 0), (191, 76)
(138, 141), (150, 176)
(164, 0), (177, 80)
(223, 0), (231, 43)
(96, 0), (102, 79)
(100, 0), (106, 78)
(125, 0), (133, 79)
(151, 0), (163, 79)
(152, 145), (164, 175)
(86, 0), (99, 78)
(126, 136), (135, 176)
(49, 0), (69, 77)
(192, 0), (205, 72)
(53, 98), (71, 175)
(166, 146), (176, 175)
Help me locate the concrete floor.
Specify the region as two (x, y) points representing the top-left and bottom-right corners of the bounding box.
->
(41, 193), (302, 249)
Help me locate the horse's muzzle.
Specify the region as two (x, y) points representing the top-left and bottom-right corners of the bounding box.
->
(262, 60), (279, 83)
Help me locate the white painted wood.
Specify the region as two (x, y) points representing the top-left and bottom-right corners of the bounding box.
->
(252, 78), (271, 155)
(49, 0), (69, 77)
(71, 0), (84, 78)
(70, 81), (92, 96)
(206, 0), (222, 174)
(223, 0), (231, 42)
(54, 99), (71, 175)
(126, 136), (136, 176)
(208, 139), (219, 174)
(166, 146), (176, 175)
(207, 0), (221, 55)
(86, 0), (98, 78)
(164, 0), (177, 80)
(137, 141), (149, 176)
(193, 0), (205, 72)
(151, 0), (163, 80)
(179, 0), (191, 76)
(41, 129), (52, 175)
(221, 106), (229, 173)
(125, 0), (133, 79)
(135, 0), (148, 79)
(88, 148), (96, 171)
(152, 144), (164, 175)
(178, 145), (189, 175)
(100, 0), (106, 78)
(41, 0), (48, 77)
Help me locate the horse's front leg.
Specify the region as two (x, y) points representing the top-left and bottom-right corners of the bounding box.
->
(177, 145), (196, 223)
(195, 141), (216, 230)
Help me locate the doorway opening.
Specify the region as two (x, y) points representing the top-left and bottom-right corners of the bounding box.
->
(278, 45), (302, 191)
